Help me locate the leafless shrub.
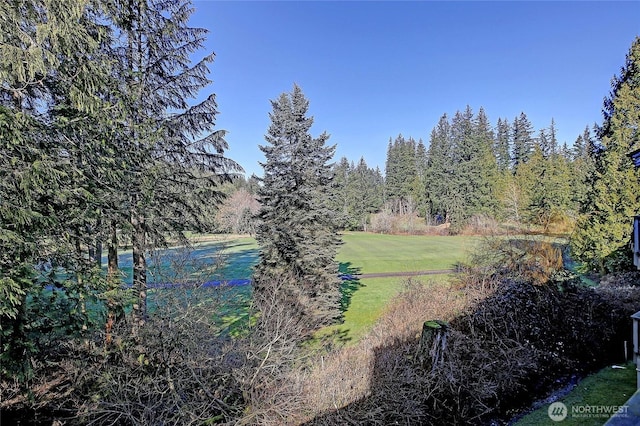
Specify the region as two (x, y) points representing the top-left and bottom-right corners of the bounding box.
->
(76, 240), (266, 425)
(369, 211), (450, 235)
(368, 208), (394, 234)
(233, 275), (317, 426)
(456, 235), (564, 291)
(459, 214), (502, 236)
(0, 241), (257, 425)
(79, 319), (243, 425)
(299, 278), (469, 424)
(307, 273), (640, 425)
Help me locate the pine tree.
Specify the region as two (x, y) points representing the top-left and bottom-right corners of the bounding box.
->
(572, 36), (640, 273)
(447, 107), (476, 226)
(549, 118), (559, 156)
(425, 107), (499, 230)
(385, 134), (417, 214)
(349, 157), (384, 230)
(255, 85), (341, 330)
(512, 112), (535, 170)
(330, 157), (353, 228)
(570, 126), (597, 209)
(425, 114), (453, 223)
(413, 139), (429, 216)
(104, 0), (240, 328)
(520, 144), (572, 228)
(471, 107), (500, 216)
(494, 118), (511, 172)
(0, 0), (113, 377)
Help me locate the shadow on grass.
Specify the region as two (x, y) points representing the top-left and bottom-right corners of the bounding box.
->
(339, 262), (364, 313)
(309, 325), (354, 349)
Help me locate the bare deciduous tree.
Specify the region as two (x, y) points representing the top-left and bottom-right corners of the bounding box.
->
(216, 188), (260, 235)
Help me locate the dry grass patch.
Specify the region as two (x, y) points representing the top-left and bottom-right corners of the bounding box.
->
(296, 278), (471, 423)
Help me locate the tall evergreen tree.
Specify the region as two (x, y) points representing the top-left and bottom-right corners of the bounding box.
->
(571, 126), (597, 209)
(447, 107), (476, 226)
(0, 0), (114, 377)
(350, 157), (385, 230)
(425, 107), (498, 229)
(538, 128), (550, 158)
(255, 85), (341, 329)
(425, 114), (453, 223)
(549, 118), (559, 156)
(520, 144), (572, 228)
(512, 112), (535, 170)
(413, 139), (429, 216)
(105, 0), (240, 327)
(494, 117), (511, 172)
(385, 134), (417, 214)
(572, 36), (640, 273)
(330, 157), (352, 228)
(538, 119), (559, 159)
(471, 107), (500, 216)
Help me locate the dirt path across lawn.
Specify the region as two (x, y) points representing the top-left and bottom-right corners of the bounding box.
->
(356, 269), (456, 279)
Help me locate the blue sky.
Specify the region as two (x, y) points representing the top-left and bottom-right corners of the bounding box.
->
(189, 1), (640, 177)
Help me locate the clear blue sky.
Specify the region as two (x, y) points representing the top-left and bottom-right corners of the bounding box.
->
(189, 1), (640, 178)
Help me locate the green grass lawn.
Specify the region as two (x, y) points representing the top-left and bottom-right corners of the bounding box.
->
(337, 232), (476, 274)
(326, 274), (453, 342)
(176, 232), (474, 340)
(515, 363), (637, 425)
(111, 236), (259, 284)
(115, 232), (472, 339)
(321, 232), (476, 342)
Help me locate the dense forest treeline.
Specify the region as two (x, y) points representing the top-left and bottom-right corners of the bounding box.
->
(325, 109), (590, 233)
(223, 110), (591, 233)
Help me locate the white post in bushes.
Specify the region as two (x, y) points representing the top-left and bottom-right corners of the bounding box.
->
(633, 311), (640, 389)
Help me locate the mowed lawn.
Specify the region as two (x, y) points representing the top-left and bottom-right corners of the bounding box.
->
(338, 232), (477, 274)
(328, 232), (477, 342)
(154, 232), (475, 341)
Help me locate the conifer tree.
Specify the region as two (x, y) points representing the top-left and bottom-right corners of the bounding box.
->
(470, 107), (500, 216)
(512, 112), (535, 170)
(255, 85), (341, 329)
(494, 118), (511, 172)
(104, 0), (240, 327)
(520, 145), (572, 228)
(0, 0), (114, 377)
(549, 118), (559, 156)
(330, 157), (353, 228)
(425, 114), (453, 223)
(447, 107), (476, 226)
(425, 107), (498, 229)
(571, 126), (597, 209)
(572, 36), (640, 273)
(413, 139), (429, 216)
(385, 134), (417, 214)
(350, 157), (385, 230)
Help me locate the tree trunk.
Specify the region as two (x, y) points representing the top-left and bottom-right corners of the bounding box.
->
(95, 216), (102, 269)
(105, 219), (120, 346)
(74, 233), (87, 330)
(88, 239), (95, 264)
(131, 207), (147, 330)
(107, 219), (119, 279)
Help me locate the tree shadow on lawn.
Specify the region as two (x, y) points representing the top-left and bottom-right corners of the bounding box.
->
(339, 262), (364, 313)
